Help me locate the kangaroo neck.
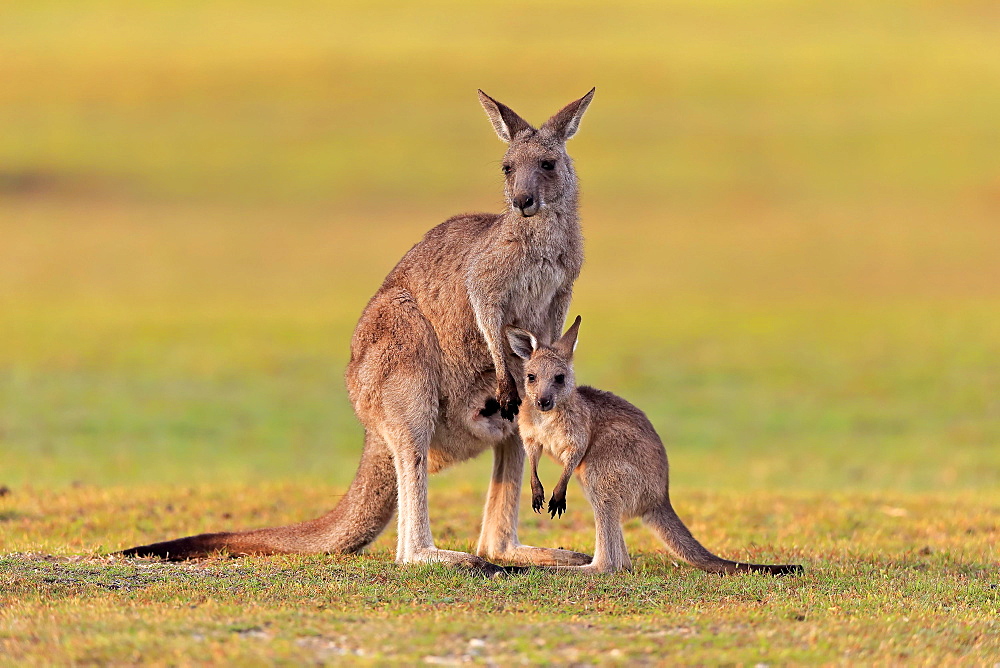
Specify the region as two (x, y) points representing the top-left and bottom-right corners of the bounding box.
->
(500, 200), (580, 244)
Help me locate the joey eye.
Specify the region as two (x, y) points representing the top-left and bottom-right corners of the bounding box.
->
(502, 164), (512, 175)
(554, 374), (565, 384)
(526, 374), (536, 383)
(540, 160), (556, 171)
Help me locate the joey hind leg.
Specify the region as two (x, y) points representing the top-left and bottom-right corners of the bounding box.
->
(475, 436), (591, 567)
(585, 499), (631, 573)
(555, 499), (631, 574)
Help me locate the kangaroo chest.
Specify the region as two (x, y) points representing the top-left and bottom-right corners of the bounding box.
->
(507, 241), (580, 334)
(511, 263), (562, 310)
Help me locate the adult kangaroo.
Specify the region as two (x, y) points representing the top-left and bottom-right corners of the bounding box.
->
(122, 89), (597, 575)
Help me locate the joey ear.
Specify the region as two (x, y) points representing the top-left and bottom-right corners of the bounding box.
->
(505, 326), (539, 360)
(553, 315), (582, 358)
(540, 88), (595, 141)
(478, 90), (535, 143)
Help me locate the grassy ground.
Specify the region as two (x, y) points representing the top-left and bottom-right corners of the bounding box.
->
(3, 485), (999, 663)
(2, 0), (999, 664)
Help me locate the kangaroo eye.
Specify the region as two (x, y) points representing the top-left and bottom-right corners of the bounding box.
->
(502, 164), (512, 175)
(540, 160), (556, 171)
(526, 374), (536, 383)
(554, 374), (565, 384)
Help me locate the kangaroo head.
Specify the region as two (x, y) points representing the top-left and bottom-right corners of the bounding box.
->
(478, 89), (595, 218)
(505, 316), (582, 412)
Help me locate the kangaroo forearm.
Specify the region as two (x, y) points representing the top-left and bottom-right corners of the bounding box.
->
(553, 468), (573, 498)
(468, 295), (510, 383)
(560, 448), (586, 488)
(547, 288), (574, 343)
(551, 447), (585, 503)
(531, 468), (546, 514)
(526, 444), (542, 486)
(529, 449), (542, 478)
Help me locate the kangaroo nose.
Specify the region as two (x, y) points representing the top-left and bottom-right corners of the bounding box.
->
(513, 195), (537, 216)
(536, 397), (553, 411)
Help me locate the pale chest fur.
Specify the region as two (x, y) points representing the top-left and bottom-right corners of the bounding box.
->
(508, 259), (566, 318)
(519, 406), (588, 468)
(505, 223), (582, 335)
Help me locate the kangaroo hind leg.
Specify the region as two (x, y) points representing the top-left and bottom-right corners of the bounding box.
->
(476, 436), (591, 567)
(351, 294), (504, 576)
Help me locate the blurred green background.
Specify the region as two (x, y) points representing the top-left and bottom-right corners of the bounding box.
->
(1, 0), (998, 492)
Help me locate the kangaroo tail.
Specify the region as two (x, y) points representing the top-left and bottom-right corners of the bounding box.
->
(642, 497), (802, 576)
(120, 432), (397, 560)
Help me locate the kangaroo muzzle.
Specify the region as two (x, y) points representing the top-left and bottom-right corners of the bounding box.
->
(512, 193), (539, 217)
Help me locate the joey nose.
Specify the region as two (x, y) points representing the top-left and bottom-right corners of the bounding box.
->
(536, 397), (553, 411)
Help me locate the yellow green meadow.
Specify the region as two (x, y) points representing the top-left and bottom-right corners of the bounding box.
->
(2, 1), (998, 663)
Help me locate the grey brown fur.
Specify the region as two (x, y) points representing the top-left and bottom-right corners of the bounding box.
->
(507, 318), (803, 575)
(122, 90), (598, 575)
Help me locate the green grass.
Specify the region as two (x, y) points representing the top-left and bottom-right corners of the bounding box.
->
(3, 486), (999, 663)
(2, 0), (999, 663)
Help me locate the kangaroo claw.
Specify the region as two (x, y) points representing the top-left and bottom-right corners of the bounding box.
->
(531, 494), (544, 513)
(496, 375), (521, 422)
(498, 397), (521, 422)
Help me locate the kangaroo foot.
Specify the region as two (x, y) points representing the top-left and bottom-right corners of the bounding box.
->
(404, 547), (508, 578)
(482, 544), (592, 567)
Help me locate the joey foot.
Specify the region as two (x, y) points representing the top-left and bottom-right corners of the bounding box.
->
(548, 493), (567, 519)
(496, 374), (521, 421)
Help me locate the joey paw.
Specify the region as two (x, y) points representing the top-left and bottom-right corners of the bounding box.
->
(548, 495), (566, 519)
(531, 493), (544, 513)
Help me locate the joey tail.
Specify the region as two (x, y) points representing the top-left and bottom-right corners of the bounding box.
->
(643, 497), (803, 576)
(120, 433), (397, 560)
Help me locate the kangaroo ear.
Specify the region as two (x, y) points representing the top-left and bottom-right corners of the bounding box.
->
(541, 88), (595, 141)
(553, 315), (582, 358)
(478, 90), (534, 143)
(505, 326), (539, 360)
